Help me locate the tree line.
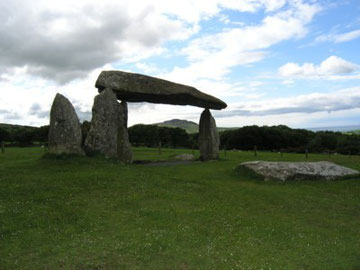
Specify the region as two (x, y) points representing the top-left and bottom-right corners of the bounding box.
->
(128, 124), (360, 154)
(1, 123), (360, 154)
(0, 125), (49, 146)
(220, 125), (360, 155)
(128, 124), (196, 148)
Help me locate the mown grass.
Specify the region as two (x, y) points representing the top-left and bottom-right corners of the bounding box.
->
(0, 147), (360, 269)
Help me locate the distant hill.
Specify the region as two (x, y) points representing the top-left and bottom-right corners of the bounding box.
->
(0, 123), (38, 133)
(153, 119), (236, 134)
(307, 125), (360, 133)
(154, 119), (199, 133)
(344, 130), (360, 135)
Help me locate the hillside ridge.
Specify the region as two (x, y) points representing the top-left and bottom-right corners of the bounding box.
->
(153, 119), (234, 133)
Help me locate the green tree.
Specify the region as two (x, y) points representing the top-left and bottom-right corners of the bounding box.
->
(32, 125), (49, 143)
(0, 127), (10, 142)
(14, 128), (34, 146)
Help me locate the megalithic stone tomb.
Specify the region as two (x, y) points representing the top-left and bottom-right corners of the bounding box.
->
(94, 70), (227, 161)
(48, 70), (226, 162)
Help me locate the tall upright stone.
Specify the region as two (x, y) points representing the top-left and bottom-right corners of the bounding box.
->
(117, 100), (133, 163)
(85, 88), (133, 163)
(85, 88), (121, 158)
(120, 101), (128, 128)
(199, 109), (220, 161)
(48, 93), (84, 155)
(117, 123), (133, 164)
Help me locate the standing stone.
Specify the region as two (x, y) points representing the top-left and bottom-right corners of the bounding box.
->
(117, 100), (133, 163)
(120, 101), (128, 128)
(85, 88), (133, 163)
(84, 88), (121, 158)
(199, 109), (220, 161)
(48, 93), (84, 155)
(117, 122), (133, 164)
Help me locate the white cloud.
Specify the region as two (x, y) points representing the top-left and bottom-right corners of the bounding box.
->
(279, 56), (359, 78)
(315, 29), (360, 43)
(212, 86), (360, 128)
(0, 0), (311, 85)
(162, 0), (320, 85)
(215, 108), (360, 129)
(0, 65), (105, 126)
(154, 0), (287, 24)
(0, 0), (198, 84)
(281, 79), (295, 85)
(334, 29), (360, 43)
(215, 87), (360, 118)
(135, 63), (159, 74)
(0, 0), (330, 128)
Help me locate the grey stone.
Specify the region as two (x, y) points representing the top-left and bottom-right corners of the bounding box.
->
(85, 88), (133, 163)
(84, 88), (122, 158)
(175, 154), (195, 161)
(199, 109), (220, 161)
(120, 101), (128, 128)
(95, 70), (227, 110)
(48, 93), (84, 155)
(117, 100), (133, 163)
(117, 122), (133, 164)
(239, 161), (360, 181)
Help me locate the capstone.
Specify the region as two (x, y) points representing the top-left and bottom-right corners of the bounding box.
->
(95, 70), (227, 110)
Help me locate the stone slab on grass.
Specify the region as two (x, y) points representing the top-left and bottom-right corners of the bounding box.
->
(238, 161), (360, 181)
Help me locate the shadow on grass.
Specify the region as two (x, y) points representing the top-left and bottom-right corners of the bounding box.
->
(233, 164), (265, 181)
(41, 152), (127, 166)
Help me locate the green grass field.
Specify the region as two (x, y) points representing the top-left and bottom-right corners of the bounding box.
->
(1, 147), (360, 269)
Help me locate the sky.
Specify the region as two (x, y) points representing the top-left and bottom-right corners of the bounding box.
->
(1, 0), (360, 129)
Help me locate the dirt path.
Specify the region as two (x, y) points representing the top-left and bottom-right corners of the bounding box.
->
(134, 160), (198, 167)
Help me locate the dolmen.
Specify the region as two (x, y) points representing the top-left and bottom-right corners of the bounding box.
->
(238, 161), (360, 181)
(48, 70), (227, 162)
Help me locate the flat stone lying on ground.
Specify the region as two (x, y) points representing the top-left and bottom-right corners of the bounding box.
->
(48, 93), (84, 155)
(95, 70), (227, 110)
(238, 161), (360, 181)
